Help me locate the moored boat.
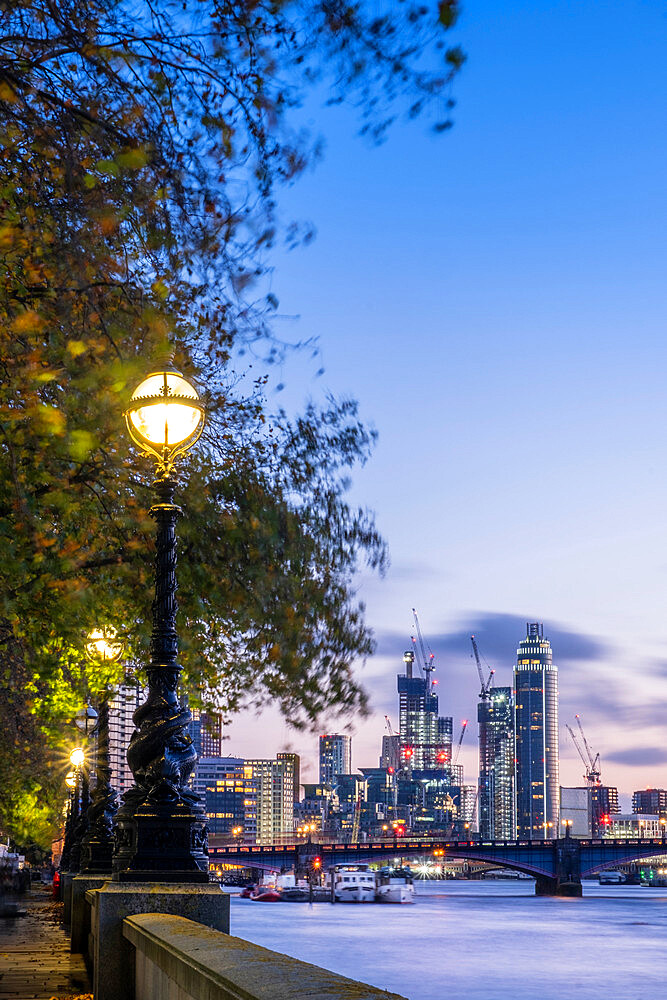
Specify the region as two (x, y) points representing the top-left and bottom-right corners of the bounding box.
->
(250, 885), (282, 901)
(331, 863), (376, 903)
(375, 866), (415, 904)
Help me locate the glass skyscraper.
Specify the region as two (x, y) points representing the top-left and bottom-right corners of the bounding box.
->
(478, 686), (515, 840)
(513, 623), (559, 839)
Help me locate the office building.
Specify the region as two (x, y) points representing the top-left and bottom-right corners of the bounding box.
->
(193, 757), (248, 837)
(514, 623), (559, 839)
(560, 785), (619, 837)
(319, 734), (352, 785)
(188, 709), (223, 757)
(632, 788), (667, 820)
(296, 783), (339, 832)
(603, 813), (662, 839)
(397, 650), (452, 772)
(478, 686), (515, 840)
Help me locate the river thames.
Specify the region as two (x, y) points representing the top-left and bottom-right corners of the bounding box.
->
(230, 880), (667, 999)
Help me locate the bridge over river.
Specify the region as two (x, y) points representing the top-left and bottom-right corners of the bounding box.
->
(210, 834), (667, 896)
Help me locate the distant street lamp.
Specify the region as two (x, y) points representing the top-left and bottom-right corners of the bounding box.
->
(80, 627), (125, 874)
(68, 732), (95, 873)
(113, 357), (208, 882)
(60, 767), (80, 872)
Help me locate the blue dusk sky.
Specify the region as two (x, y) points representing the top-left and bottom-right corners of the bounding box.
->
(222, 1), (667, 805)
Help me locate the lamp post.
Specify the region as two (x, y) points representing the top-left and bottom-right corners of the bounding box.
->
(67, 739), (94, 873)
(112, 356), (208, 882)
(80, 627), (124, 874)
(60, 769), (79, 872)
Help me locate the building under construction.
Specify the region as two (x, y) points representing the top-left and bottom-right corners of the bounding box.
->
(397, 650), (452, 772)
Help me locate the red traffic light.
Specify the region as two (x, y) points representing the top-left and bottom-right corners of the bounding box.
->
(312, 857), (321, 869)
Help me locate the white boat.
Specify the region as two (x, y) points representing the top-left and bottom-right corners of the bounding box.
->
(331, 864), (376, 903)
(599, 870), (626, 885)
(375, 866), (415, 904)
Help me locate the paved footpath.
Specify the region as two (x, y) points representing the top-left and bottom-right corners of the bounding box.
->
(0, 885), (91, 1000)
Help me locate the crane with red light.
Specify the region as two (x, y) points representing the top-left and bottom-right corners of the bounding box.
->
(453, 719), (468, 768)
(565, 717), (601, 785)
(384, 716), (400, 813)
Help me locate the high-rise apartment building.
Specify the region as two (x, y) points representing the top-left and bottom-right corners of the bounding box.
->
(514, 623), (559, 839)
(397, 651), (452, 772)
(109, 680), (145, 798)
(478, 686), (515, 840)
(319, 734), (352, 785)
(632, 788), (667, 820)
(243, 758), (295, 843)
(277, 752), (301, 803)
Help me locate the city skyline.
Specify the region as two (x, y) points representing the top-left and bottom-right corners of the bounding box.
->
(223, 616), (660, 808)
(221, 1), (667, 801)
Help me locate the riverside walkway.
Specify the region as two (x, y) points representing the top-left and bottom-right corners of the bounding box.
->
(0, 884), (90, 1000)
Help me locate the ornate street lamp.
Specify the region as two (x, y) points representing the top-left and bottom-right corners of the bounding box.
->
(80, 627), (125, 874)
(113, 356), (208, 882)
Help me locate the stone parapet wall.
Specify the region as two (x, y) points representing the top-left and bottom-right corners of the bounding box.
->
(123, 912), (408, 1000)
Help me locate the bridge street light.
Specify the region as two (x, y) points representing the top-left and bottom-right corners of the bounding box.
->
(80, 627), (125, 874)
(112, 357), (208, 882)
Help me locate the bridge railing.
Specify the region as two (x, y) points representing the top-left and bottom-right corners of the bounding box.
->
(209, 835), (667, 853)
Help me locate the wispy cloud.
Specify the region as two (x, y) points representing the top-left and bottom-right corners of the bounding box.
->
(371, 610), (609, 672)
(605, 747), (667, 767)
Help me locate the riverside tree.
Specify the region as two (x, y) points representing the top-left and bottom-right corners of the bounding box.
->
(0, 0), (463, 846)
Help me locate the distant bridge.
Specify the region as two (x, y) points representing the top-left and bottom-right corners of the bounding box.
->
(209, 835), (667, 896)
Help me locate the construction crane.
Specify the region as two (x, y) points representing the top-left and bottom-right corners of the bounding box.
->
(566, 716), (601, 785)
(412, 608), (436, 692)
(384, 716), (400, 813)
(453, 719), (468, 767)
(470, 635), (494, 700)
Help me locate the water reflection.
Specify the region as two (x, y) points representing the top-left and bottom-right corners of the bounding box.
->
(230, 880), (667, 1000)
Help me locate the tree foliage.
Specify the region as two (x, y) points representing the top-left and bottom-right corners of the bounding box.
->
(0, 0), (463, 846)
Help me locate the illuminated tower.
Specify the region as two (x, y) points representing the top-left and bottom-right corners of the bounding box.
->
(397, 651), (452, 772)
(513, 623), (559, 839)
(319, 734), (352, 784)
(478, 686), (515, 839)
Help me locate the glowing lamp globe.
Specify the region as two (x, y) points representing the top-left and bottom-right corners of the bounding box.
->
(70, 747), (85, 767)
(124, 359), (204, 472)
(65, 771), (77, 788)
(85, 626), (124, 663)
